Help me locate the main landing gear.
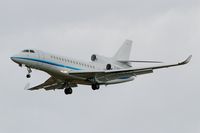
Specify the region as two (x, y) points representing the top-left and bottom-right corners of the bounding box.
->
(91, 84), (100, 90)
(64, 87), (73, 95)
(26, 67), (32, 78)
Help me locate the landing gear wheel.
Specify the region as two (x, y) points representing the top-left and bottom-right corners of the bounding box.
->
(64, 88), (73, 95)
(26, 74), (31, 78)
(92, 84), (100, 90)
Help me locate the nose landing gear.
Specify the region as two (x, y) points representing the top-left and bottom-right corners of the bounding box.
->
(26, 67), (32, 78)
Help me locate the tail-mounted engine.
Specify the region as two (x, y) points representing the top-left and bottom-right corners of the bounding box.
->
(91, 54), (110, 63)
(106, 64), (112, 70)
(91, 54), (97, 61)
(91, 54), (113, 70)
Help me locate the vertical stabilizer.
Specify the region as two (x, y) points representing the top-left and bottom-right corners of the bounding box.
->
(113, 40), (133, 60)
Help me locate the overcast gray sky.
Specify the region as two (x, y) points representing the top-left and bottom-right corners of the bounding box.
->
(0, 0), (200, 133)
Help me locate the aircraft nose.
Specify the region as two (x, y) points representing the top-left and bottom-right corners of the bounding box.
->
(10, 56), (18, 63)
(11, 55), (23, 66)
(10, 56), (15, 61)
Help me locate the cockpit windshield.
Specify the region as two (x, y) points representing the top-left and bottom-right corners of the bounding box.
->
(22, 50), (29, 53)
(22, 49), (35, 53)
(30, 50), (35, 53)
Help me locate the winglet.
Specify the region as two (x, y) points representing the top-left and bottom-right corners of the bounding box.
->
(179, 55), (192, 65)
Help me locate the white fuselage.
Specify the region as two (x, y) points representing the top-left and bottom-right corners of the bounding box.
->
(11, 50), (134, 86)
(10, 40), (191, 95)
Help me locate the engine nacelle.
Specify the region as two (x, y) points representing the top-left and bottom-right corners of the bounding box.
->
(91, 54), (114, 70)
(91, 54), (110, 63)
(106, 64), (112, 70)
(91, 54), (97, 61)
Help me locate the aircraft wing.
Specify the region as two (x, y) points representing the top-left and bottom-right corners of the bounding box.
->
(68, 55), (192, 81)
(126, 55), (192, 75)
(28, 76), (62, 91)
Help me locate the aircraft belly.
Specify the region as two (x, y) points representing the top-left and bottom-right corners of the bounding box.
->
(41, 64), (136, 86)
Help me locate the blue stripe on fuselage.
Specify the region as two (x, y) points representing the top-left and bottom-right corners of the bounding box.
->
(13, 57), (132, 80)
(14, 57), (82, 70)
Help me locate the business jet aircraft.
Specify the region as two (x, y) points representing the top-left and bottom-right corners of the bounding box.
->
(11, 40), (192, 95)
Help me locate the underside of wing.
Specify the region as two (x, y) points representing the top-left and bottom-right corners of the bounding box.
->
(28, 76), (63, 91)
